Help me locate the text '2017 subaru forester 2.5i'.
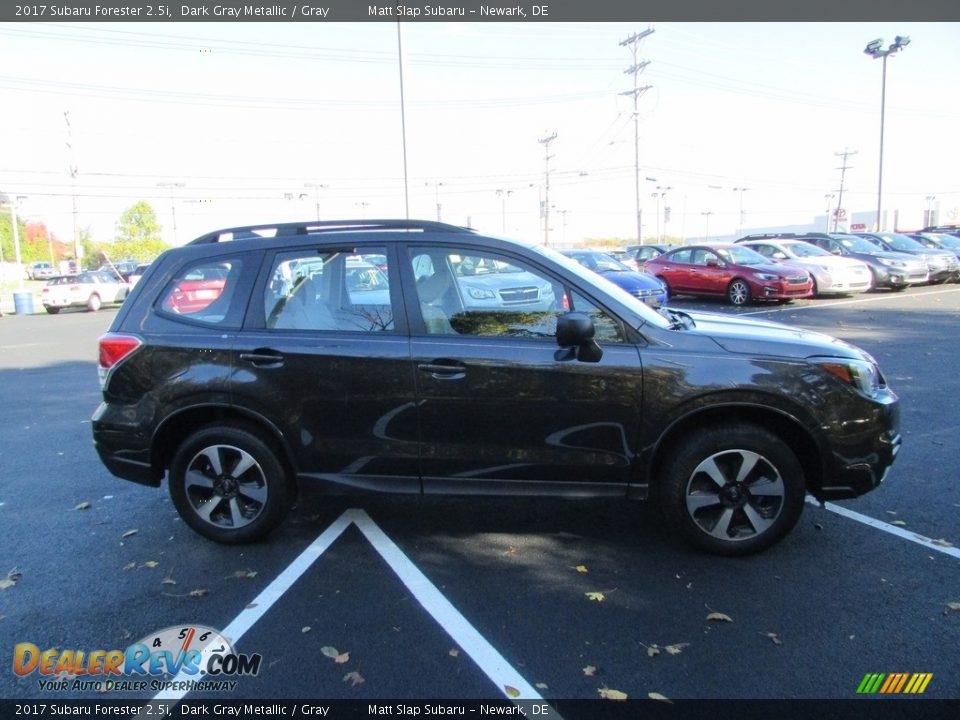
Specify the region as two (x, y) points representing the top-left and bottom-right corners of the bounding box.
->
(92, 220), (900, 556)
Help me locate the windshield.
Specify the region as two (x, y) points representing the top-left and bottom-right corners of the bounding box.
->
(785, 242), (830, 258)
(533, 245), (671, 330)
(877, 233), (926, 252)
(835, 235), (887, 253)
(582, 252), (631, 273)
(715, 245), (769, 265)
(929, 233), (960, 250)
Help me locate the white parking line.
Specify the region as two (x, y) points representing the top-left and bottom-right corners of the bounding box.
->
(806, 498), (960, 559)
(149, 508), (544, 707)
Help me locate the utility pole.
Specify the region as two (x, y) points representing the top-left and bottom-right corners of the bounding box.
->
(64, 111), (81, 268)
(539, 132), (557, 246)
(619, 27), (654, 244)
(824, 194), (836, 232)
(732, 187), (749, 237)
(833, 148), (858, 232)
(304, 183), (327, 221)
(157, 182), (185, 244)
(425, 181), (444, 222)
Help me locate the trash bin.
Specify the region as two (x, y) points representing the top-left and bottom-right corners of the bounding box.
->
(13, 292), (34, 315)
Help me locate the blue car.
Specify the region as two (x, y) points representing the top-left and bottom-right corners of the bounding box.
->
(562, 250), (668, 307)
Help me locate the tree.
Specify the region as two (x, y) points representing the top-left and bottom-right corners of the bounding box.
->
(113, 201), (169, 261)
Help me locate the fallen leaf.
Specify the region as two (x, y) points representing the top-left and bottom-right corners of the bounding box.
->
(763, 632), (783, 646)
(504, 686), (520, 698)
(74, 502), (92, 510)
(0, 568), (22, 591)
(188, 588), (209, 598)
(141, 561), (159, 569)
(302, 626), (311, 634)
(122, 562), (136, 571)
(646, 644), (661, 658)
(890, 520), (907, 527)
(343, 671), (365, 687)
(932, 538), (954, 548)
(575, 565), (589, 573)
(245, 603), (258, 609)
(121, 529), (138, 539)
(582, 665), (597, 677)
(664, 643), (689, 655)
(448, 649), (459, 658)
(706, 612), (733, 623)
(946, 602), (960, 611)
(648, 692), (673, 704)
(321, 646), (350, 664)
(598, 687), (628, 701)
(535, 683), (549, 690)
(585, 592), (606, 602)
(231, 570), (258, 579)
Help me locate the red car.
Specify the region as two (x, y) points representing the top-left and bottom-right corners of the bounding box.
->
(643, 243), (813, 306)
(161, 265), (229, 315)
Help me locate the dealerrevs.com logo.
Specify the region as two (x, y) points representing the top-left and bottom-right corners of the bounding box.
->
(13, 625), (262, 693)
(856, 673), (934, 695)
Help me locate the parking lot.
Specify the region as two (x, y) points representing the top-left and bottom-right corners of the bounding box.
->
(0, 286), (958, 709)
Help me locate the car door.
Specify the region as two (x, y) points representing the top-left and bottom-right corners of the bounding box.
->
(234, 243), (420, 490)
(657, 248), (695, 293)
(689, 248), (730, 295)
(403, 243), (644, 493)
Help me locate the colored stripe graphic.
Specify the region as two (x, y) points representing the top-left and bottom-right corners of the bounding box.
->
(857, 673), (932, 694)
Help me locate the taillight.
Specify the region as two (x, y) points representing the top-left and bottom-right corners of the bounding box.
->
(98, 333), (142, 389)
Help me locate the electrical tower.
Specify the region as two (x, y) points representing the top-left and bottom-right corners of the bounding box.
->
(539, 132), (557, 246)
(833, 148), (858, 232)
(619, 27), (654, 243)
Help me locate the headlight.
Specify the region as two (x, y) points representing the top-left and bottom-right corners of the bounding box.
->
(878, 258), (905, 268)
(815, 357), (882, 399)
(466, 287), (496, 300)
(753, 272), (779, 281)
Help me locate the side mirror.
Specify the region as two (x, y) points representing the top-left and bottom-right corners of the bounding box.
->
(556, 312), (603, 363)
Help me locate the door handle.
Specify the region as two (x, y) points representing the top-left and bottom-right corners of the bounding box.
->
(240, 350), (284, 367)
(418, 361), (466, 379)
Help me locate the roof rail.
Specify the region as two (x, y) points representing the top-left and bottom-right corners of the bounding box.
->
(188, 218), (476, 245)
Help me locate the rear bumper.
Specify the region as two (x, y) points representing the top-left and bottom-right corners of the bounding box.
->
(91, 402), (161, 487)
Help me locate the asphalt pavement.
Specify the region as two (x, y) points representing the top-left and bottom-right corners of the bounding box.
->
(0, 287), (957, 712)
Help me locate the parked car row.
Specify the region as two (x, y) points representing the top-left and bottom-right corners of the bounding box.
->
(632, 231), (959, 306)
(37, 259), (157, 314)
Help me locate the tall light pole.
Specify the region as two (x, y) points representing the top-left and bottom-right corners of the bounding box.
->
(824, 193), (836, 232)
(864, 36), (910, 232)
(651, 186), (671, 242)
(9, 195), (26, 290)
(495, 188), (514, 234)
(701, 211), (713, 242)
(732, 187), (749, 237)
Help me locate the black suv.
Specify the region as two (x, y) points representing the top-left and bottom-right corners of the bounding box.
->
(92, 220), (901, 556)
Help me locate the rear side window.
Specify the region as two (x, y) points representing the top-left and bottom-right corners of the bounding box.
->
(263, 247), (394, 332)
(157, 259), (243, 326)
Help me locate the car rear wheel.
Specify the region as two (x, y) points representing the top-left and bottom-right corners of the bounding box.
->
(169, 424), (293, 544)
(658, 425), (805, 556)
(727, 279), (751, 306)
(45, 307), (60, 315)
(87, 294), (102, 312)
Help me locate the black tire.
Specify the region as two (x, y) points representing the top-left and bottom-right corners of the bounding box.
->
(87, 294), (102, 312)
(169, 424), (293, 544)
(727, 279), (751, 306)
(658, 425), (806, 556)
(45, 307), (60, 315)
(656, 276), (671, 300)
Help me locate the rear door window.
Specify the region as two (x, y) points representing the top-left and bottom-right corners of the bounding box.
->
(157, 258), (245, 326)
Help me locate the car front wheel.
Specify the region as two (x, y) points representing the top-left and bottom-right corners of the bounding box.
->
(658, 425), (805, 556)
(87, 294), (102, 312)
(727, 279), (751, 306)
(169, 424), (293, 544)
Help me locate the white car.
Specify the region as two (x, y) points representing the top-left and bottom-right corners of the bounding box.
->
(739, 239), (873, 296)
(41, 271), (130, 313)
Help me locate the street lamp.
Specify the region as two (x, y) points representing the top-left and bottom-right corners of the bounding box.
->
(824, 193), (836, 232)
(864, 35), (910, 232)
(701, 211), (713, 242)
(651, 186), (672, 242)
(925, 195), (937, 228)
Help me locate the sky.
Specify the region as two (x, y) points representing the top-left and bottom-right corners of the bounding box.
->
(1, 20), (958, 250)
